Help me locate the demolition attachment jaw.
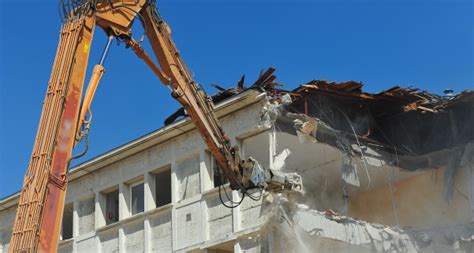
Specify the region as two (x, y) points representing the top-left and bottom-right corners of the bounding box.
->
(240, 158), (303, 194)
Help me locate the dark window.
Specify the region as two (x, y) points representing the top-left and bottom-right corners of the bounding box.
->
(155, 169), (172, 208)
(131, 183), (144, 215)
(62, 203), (73, 240)
(106, 190), (119, 224)
(214, 165), (228, 188)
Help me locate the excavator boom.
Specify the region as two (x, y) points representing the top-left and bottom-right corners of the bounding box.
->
(9, 1), (302, 252)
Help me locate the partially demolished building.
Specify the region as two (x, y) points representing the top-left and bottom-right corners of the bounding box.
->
(1, 69), (473, 252)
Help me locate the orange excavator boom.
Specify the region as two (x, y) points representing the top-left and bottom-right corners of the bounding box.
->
(9, 1), (302, 252)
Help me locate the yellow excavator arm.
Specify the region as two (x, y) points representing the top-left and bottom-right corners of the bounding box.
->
(9, 1), (302, 252)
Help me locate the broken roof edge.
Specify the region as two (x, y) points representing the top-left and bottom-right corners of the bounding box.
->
(0, 89), (265, 209)
(293, 79), (474, 112)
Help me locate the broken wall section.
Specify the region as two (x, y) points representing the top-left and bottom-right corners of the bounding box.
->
(264, 86), (474, 225)
(257, 83), (474, 252)
(349, 166), (473, 229)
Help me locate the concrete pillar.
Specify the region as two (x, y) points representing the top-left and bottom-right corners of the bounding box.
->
(119, 183), (130, 220)
(171, 160), (178, 204)
(236, 138), (243, 158)
(232, 190), (241, 233)
(234, 138), (244, 233)
(171, 160), (178, 251)
(200, 150), (213, 192)
(72, 240), (78, 253)
(118, 227), (125, 253)
(234, 240), (242, 253)
(171, 206), (177, 252)
(95, 192), (106, 229)
(201, 199), (209, 242)
(72, 199), (79, 238)
(268, 129), (276, 170)
(241, 135), (247, 158)
(95, 234), (102, 253)
(144, 219), (151, 253)
(144, 172), (156, 211)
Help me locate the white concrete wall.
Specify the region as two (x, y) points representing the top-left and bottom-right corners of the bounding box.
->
(239, 194), (265, 231)
(175, 201), (202, 249)
(77, 196), (96, 235)
(0, 206), (15, 253)
(206, 196), (233, 239)
(149, 211), (172, 252)
(124, 219), (144, 252)
(58, 239), (73, 253)
(176, 153), (201, 202)
(274, 131), (346, 211)
(76, 236), (98, 252)
(98, 228), (119, 253)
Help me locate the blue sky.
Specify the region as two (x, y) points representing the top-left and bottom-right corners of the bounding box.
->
(0, 0), (472, 199)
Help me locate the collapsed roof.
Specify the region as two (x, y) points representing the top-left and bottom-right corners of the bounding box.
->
(165, 67), (473, 201)
(180, 67), (473, 167)
(168, 67), (473, 165)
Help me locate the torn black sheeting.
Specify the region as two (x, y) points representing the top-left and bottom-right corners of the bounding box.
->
(281, 81), (474, 170)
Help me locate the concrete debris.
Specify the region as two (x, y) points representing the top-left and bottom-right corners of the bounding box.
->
(260, 99), (285, 129)
(272, 148), (291, 171)
(259, 94), (292, 129)
(412, 223), (474, 252)
(263, 196), (474, 253)
(293, 116), (317, 144)
(264, 196), (418, 252)
(342, 155), (361, 187)
(351, 144), (387, 168)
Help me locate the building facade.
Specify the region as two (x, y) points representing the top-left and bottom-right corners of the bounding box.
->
(1, 85), (473, 253)
(1, 90), (274, 253)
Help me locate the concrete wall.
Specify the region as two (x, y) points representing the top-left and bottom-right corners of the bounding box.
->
(349, 166), (472, 229)
(271, 127), (474, 232)
(0, 207), (15, 253)
(206, 195), (233, 239)
(273, 131), (346, 212)
(149, 211), (172, 252)
(98, 228), (118, 253)
(78, 197), (96, 235)
(176, 153), (201, 202)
